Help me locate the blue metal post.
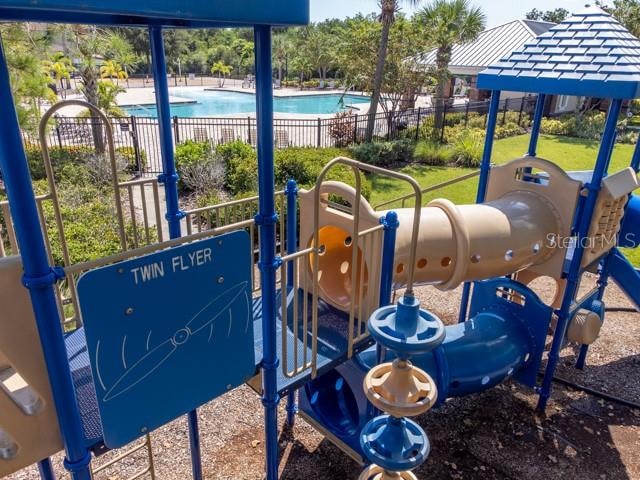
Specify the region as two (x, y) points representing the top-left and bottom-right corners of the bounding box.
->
(630, 132), (640, 173)
(149, 26), (185, 239)
(0, 39), (92, 480)
(537, 99), (623, 411)
(254, 25), (280, 480)
(284, 179), (298, 427)
(458, 91), (502, 323)
(148, 26), (201, 480)
(38, 459), (56, 480)
(375, 211), (399, 371)
(527, 94), (546, 157)
(379, 211), (399, 307)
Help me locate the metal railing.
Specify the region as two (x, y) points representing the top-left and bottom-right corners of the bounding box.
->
(373, 169), (482, 210)
(21, 96), (537, 175)
(183, 191), (288, 293)
(92, 434), (156, 480)
(278, 222), (384, 380)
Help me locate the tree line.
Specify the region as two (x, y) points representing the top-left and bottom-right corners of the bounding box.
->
(3, 0), (640, 141)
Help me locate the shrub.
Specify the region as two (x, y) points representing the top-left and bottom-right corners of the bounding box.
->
(466, 112), (485, 129)
(618, 130), (639, 145)
(329, 111), (356, 147)
(214, 140), (258, 195)
(540, 112), (606, 140)
(115, 146), (147, 173)
(413, 141), (454, 166)
(175, 140), (215, 169)
(573, 112), (605, 140)
(180, 160), (226, 195)
(349, 139), (414, 167)
(273, 147), (370, 199)
(226, 154), (258, 195)
(24, 145), (94, 182)
(540, 118), (570, 136)
(452, 129), (484, 168)
(216, 140), (255, 164)
(494, 122), (526, 140)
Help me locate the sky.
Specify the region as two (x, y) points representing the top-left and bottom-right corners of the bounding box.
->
(310, 0), (594, 28)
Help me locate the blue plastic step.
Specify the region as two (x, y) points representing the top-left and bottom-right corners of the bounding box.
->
(253, 288), (373, 395)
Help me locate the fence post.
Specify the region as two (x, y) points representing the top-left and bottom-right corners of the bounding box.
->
(465, 101), (471, 127)
(415, 107), (422, 142)
(518, 96), (525, 126)
(173, 116), (180, 144)
(440, 102), (448, 143)
(502, 98), (509, 125)
(353, 113), (359, 144)
(55, 117), (63, 149)
(317, 117), (321, 148)
(130, 116), (143, 174)
(247, 116), (252, 144)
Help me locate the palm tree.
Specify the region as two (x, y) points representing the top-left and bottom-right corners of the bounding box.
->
(273, 32), (293, 82)
(416, 0), (485, 138)
(365, 0), (421, 142)
(100, 59), (128, 84)
(104, 32), (137, 82)
(44, 52), (74, 93)
(211, 61), (233, 87)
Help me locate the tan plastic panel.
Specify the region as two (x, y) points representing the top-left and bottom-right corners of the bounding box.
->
(0, 256), (62, 476)
(485, 157), (582, 278)
(582, 167), (639, 268)
(299, 182), (383, 313)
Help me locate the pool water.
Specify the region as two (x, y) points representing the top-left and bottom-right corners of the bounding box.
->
(123, 89), (370, 117)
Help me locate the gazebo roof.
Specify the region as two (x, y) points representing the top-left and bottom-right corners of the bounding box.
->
(477, 7), (640, 99)
(0, 0), (309, 27)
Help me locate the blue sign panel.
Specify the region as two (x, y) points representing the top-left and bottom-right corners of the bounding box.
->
(77, 231), (255, 449)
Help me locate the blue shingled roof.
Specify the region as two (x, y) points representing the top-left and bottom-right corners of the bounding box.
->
(477, 7), (640, 99)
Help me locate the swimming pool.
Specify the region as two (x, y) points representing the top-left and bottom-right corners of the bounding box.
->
(123, 89), (370, 117)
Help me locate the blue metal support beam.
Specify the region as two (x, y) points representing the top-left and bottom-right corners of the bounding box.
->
(458, 91), (502, 323)
(527, 94), (546, 157)
(631, 130), (640, 173)
(0, 38), (92, 480)
(537, 99), (623, 411)
(148, 26), (202, 480)
(254, 25), (280, 480)
(38, 459), (56, 480)
(285, 179), (298, 427)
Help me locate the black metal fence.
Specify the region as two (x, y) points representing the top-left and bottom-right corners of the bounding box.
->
(22, 96), (537, 175)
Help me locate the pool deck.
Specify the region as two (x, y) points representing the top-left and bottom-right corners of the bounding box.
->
(52, 85), (443, 119)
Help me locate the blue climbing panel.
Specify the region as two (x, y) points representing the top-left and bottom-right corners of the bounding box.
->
(77, 231), (254, 449)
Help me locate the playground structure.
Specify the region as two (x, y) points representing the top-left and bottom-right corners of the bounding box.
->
(0, 4), (640, 480)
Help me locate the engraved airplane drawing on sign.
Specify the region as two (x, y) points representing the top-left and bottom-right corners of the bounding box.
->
(95, 281), (250, 402)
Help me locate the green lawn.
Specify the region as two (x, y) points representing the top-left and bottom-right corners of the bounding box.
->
(368, 134), (640, 265)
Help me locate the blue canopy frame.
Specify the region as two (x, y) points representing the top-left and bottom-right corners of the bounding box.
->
(0, 3), (308, 480)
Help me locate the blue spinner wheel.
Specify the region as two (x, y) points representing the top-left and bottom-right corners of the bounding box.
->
(368, 296), (445, 356)
(360, 414), (430, 472)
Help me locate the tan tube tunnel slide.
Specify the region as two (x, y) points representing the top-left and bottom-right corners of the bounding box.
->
(299, 157), (583, 312)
